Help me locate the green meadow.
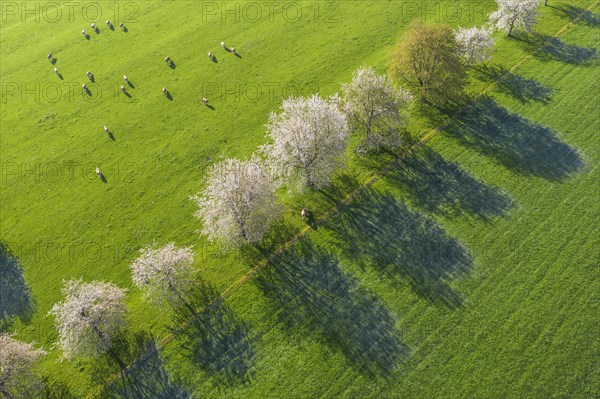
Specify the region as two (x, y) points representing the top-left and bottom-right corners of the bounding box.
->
(1, 0), (598, 397)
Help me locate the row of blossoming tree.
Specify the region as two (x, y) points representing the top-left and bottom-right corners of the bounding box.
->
(1, 1), (546, 396)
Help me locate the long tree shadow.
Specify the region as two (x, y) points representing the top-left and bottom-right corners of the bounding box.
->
(171, 282), (255, 387)
(41, 377), (78, 399)
(326, 190), (471, 309)
(514, 32), (597, 65)
(552, 4), (600, 28)
(256, 239), (409, 377)
(385, 147), (513, 220)
(101, 335), (191, 399)
(0, 241), (34, 330)
(474, 64), (553, 103)
(446, 97), (584, 180)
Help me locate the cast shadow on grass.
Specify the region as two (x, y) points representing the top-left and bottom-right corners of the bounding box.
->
(40, 377), (78, 399)
(474, 64), (553, 103)
(101, 334), (192, 399)
(326, 190), (471, 309)
(0, 241), (34, 330)
(514, 31), (597, 65)
(552, 4), (600, 28)
(446, 97), (584, 180)
(256, 239), (409, 377)
(385, 147), (514, 220)
(171, 282), (255, 387)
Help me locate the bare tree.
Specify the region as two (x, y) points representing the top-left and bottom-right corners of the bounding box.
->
(489, 0), (540, 36)
(341, 67), (413, 154)
(262, 94), (348, 189)
(455, 26), (496, 66)
(0, 334), (46, 399)
(49, 279), (127, 366)
(192, 156), (282, 246)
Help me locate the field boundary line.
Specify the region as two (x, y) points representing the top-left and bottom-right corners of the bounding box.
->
(86, 2), (599, 396)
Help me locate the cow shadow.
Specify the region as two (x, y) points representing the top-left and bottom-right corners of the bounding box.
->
(84, 34), (90, 40)
(552, 4), (600, 28)
(0, 241), (34, 330)
(385, 147), (514, 220)
(100, 335), (191, 399)
(474, 65), (553, 103)
(168, 61), (176, 69)
(446, 97), (584, 180)
(514, 32), (597, 65)
(325, 190), (471, 309)
(256, 239), (409, 377)
(165, 92), (173, 101)
(171, 281), (255, 387)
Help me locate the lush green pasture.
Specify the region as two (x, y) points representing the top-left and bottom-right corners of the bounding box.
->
(1, 0), (598, 398)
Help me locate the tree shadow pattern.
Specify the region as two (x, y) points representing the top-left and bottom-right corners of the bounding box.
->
(385, 147), (514, 220)
(446, 97), (584, 180)
(0, 241), (34, 330)
(171, 282), (255, 387)
(326, 190), (471, 309)
(101, 334), (192, 399)
(552, 4), (600, 28)
(514, 31), (597, 65)
(474, 64), (553, 103)
(256, 239), (409, 377)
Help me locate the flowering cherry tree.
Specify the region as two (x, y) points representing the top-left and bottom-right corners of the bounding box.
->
(0, 334), (46, 399)
(192, 156), (281, 246)
(455, 26), (496, 65)
(489, 0), (540, 36)
(341, 67), (413, 153)
(50, 279), (127, 362)
(131, 243), (197, 309)
(262, 94), (349, 189)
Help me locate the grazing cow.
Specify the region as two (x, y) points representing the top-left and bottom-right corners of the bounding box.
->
(106, 20), (111, 26)
(221, 41), (226, 48)
(119, 22), (124, 28)
(165, 56), (171, 64)
(162, 87), (168, 95)
(96, 166), (102, 176)
(86, 71), (92, 78)
(91, 23), (96, 29)
(47, 52), (52, 60)
(82, 28), (86, 36)
(123, 75), (128, 82)
(104, 125), (109, 133)
(54, 67), (59, 74)
(230, 47), (235, 53)
(301, 207), (309, 220)
(82, 83), (87, 90)
(208, 51), (213, 59)
(120, 85), (126, 93)
(202, 97), (208, 105)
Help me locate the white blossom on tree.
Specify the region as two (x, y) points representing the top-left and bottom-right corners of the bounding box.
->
(192, 156), (282, 246)
(131, 243), (197, 309)
(49, 279), (127, 361)
(455, 26), (496, 65)
(262, 94), (348, 189)
(489, 0), (540, 36)
(341, 67), (413, 153)
(0, 334), (46, 399)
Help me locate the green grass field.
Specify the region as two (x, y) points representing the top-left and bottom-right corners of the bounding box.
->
(1, 1), (599, 398)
